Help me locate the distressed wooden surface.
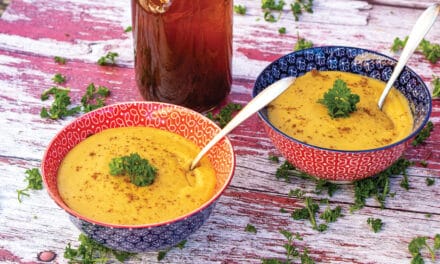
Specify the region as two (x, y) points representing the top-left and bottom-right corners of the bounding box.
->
(1, 0), (440, 263)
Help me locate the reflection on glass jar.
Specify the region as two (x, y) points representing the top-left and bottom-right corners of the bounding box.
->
(132, 0), (233, 112)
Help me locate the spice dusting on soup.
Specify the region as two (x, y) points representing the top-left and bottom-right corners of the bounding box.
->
(267, 70), (413, 150)
(57, 127), (216, 225)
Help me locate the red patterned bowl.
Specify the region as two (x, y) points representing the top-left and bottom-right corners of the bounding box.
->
(41, 102), (235, 252)
(253, 46), (432, 181)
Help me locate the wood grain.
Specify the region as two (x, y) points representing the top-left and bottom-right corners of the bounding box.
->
(1, 0), (440, 263)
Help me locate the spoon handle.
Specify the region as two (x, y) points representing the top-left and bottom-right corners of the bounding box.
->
(190, 77), (296, 170)
(377, 3), (440, 109)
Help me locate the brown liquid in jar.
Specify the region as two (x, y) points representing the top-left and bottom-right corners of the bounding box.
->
(132, 0), (233, 112)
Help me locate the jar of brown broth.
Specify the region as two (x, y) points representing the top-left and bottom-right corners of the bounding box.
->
(132, 0), (233, 112)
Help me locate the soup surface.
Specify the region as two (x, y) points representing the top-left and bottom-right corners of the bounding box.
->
(268, 71), (413, 150)
(57, 127), (216, 225)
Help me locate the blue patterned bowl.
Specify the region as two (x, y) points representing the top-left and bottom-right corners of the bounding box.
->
(253, 46), (431, 181)
(42, 102), (235, 252)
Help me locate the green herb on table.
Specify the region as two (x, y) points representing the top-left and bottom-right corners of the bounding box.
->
(412, 121), (434, 146)
(269, 154), (280, 163)
(317, 79), (360, 118)
(426, 177), (435, 186)
(52, 73), (66, 84)
(292, 197), (327, 232)
(419, 160), (428, 167)
(81, 83), (110, 113)
(315, 179), (339, 197)
(206, 103), (243, 128)
(351, 157), (412, 212)
(400, 173), (410, 190)
(157, 240), (187, 261)
(290, 0), (314, 21)
(261, 230), (315, 264)
(16, 168), (43, 203)
(319, 205), (342, 224)
(433, 76), (440, 97)
(408, 234), (440, 263)
(278, 27), (287, 34)
(280, 208), (288, 213)
(124, 26), (132, 32)
(54, 56), (67, 64)
(98, 51), (119, 66)
(40, 87), (81, 119)
(262, 0), (285, 23)
(245, 223), (258, 234)
(109, 153), (157, 187)
(64, 234), (135, 263)
(294, 35), (313, 51)
(367, 217), (383, 233)
(391, 36), (440, 63)
(289, 188), (305, 198)
(234, 4), (247, 15)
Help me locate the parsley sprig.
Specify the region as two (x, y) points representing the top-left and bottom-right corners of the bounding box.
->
(391, 36), (440, 63)
(206, 103), (243, 128)
(40, 87), (81, 119)
(412, 121), (434, 146)
(16, 168), (43, 203)
(262, 0), (285, 22)
(109, 153), (157, 187)
(367, 217), (383, 233)
(234, 4), (247, 15)
(290, 0), (314, 21)
(64, 234), (135, 263)
(98, 52), (119, 66)
(408, 235), (440, 263)
(318, 79), (360, 118)
(81, 83), (111, 113)
(294, 35), (313, 51)
(52, 73), (66, 84)
(157, 240), (187, 261)
(433, 76), (440, 97)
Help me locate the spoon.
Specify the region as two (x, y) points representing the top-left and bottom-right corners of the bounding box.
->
(377, 3), (440, 109)
(190, 77), (296, 170)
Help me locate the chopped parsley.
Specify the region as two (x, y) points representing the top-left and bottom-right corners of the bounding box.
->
(109, 153), (157, 187)
(291, 197), (328, 232)
(54, 56), (67, 64)
(290, 0), (314, 21)
(245, 223), (258, 234)
(294, 35), (313, 51)
(52, 73), (66, 84)
(433, 76), (440, 97)
(391, 36), (440, 63)
(81, 83), (111, 113)
(367, 218), (383, 233)
(64, 234), (135, 263)
(289, 188), (305, 198)
(40, 87), (81, 119)
(16, 168), (43, 203)
(124, 26), (132, 32)
(317, 79), (360, 118)
(426, 177), (435, 186)
(157, 240), (187, 261)
(278, 27), (287, 34)
(98, 52), (119, 66)
(269, 154), (280, 163)
(206, 103), (243, 128)
(412, 121), (434, 146)
(319, 205), (342, 224)
(234, 4), (247, 15)
(408, 235), (440, 263)
(262, 0), (285, 22)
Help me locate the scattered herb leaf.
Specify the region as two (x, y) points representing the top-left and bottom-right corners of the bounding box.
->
(98, 52), (119, 66)
(124, 26), (132, 32)
(412, 121), (434, 146)
(54, 56), (67, 64)
(391, 36), (440, 63)
(245, 223), (258, 234)
(269, 154), (280, 163)
(433, 76), (440, 97)
(419, 160), (428, 167)
(292, 197), (327, 232)
(206, 103), (243, 128)
(40, 87), (81, 119)
(426, 177), (435, 186)
(261, 0), (285, 22)
(290, 0), (314, 21)
(289, 188), (305, 198)
(109, 153), (157, 187)
(16, 168), (43, 203)
(294, 34), (313, 51)
(52, 73), (66, 84)
(64, 234), (135, 263)
(279, 27), (287, 34)
(319, 206), (342, 223)
(234, 4), (247, 15)
(408, 235), (440, 263)
(157, 240), (187, 261)
(81, 83), (110, 113)
(367, 218), (383, 233)
(317, 79), (360, 118)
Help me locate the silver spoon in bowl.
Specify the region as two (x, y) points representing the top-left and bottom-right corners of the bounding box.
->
(377, 3), (440, 110)
(190, 77), (296, 170)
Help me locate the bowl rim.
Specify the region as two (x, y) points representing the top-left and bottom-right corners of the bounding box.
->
(41, 101), (236, 229)
(253, 45), (433, 154)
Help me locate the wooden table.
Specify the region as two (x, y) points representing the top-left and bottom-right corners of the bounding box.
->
(1, 0), (439, 263)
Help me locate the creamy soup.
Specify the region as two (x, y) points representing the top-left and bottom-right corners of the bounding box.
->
(267, 71), (413, 150)
(57, 127), (216, 225)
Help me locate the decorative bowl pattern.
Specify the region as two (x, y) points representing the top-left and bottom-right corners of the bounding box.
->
(41, 102), (236, 252)
(253, 46), (431, 181)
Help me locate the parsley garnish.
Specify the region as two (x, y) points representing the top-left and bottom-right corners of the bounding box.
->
(109, 153), (157, 187)
(16, 168), (43, 203)
(124, 26), (132, 32)
(40, 87), (81, 119)
(292, 197), (328, 232)
(318, 79), (360, 118)
(408, 235), (440, 263)
(289, 188), (305, 198)
(412, 121), (434, 146)
(262, 0), (285, 22)
(157, 240), (187, 261)
(245, 223), (258, 234)
(391, 36), (440, 63)
(269, 154), (280, 163)
(433, 76), (440, 97)
(64, 234), (135, 263)
(81, 83), (111, 113)
(367, 218), (383, 233)
(294, 35), (313, 51)
(319, 205), (342, 224)
(261, 230), (315, 264)
(206, 103), (243, 128)
(54, 56), (66, 64)
(290, 0), (314, 21)
(52, 73), (66, 84)
(279, 27), (287, 34)
(234, 4), (247, 15)
(98, 52), (119, 66)
(426, 177), (435, 186)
